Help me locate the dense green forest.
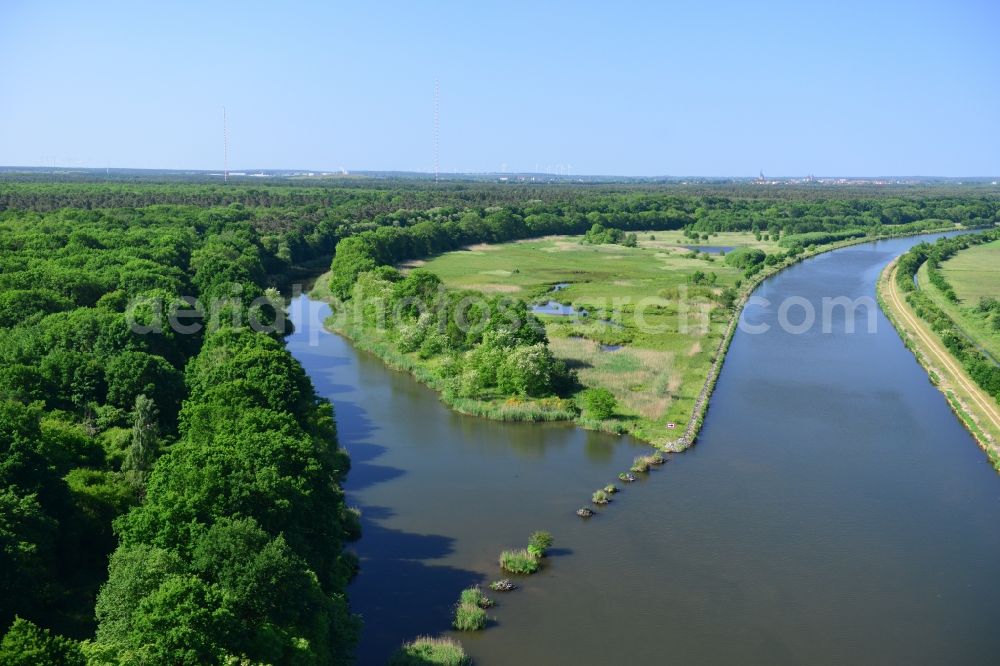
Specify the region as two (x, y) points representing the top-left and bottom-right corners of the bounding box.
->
(0, 178), (997, 664)
(0, 199), (357, 663)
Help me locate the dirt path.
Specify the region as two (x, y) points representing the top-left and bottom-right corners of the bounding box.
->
(883, 259), (1000, 441)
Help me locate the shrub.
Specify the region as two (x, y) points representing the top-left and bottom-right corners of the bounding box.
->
(418, 332), (447, 359)
(528, 530), (554, 555)
(459, 586), (494, 608)
(977, 296), (1000, 313)
(723, 247), (766, 269)
(592, 489), (610, 504)
(580, 387), (616, 420)
(452, 602), (487, 631)
(499, 548), (540, 574)
(397, 322), (427, 353)
(388, 636), (471, 665)
(604, 484), (619, 494)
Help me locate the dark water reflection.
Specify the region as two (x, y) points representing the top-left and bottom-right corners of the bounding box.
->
(684, 244), (735, 254)
(287, 231), (1000, 665)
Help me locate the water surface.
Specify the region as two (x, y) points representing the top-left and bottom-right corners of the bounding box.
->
(683, 244), (735, 254)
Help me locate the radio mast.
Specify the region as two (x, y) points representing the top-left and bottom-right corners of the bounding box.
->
(223, 106), (229, 182)
(433, 80), (440, 182)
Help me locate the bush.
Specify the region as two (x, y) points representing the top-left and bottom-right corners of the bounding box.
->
(723, 247), (766, 269)
(592, 489), (610, 504)
(580, 387), (616, 420)
(603, 484), (619, 494)
(528, 530), (554, 555)
(496, 344), (558, 397)
(977, 296), (1000, 313)
(499, 548), (540, 574)
(388, 636), (471, 665)
(418, 332), (447, 359)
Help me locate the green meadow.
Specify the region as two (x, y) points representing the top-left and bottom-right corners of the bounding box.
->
(418, 232), (778, 445)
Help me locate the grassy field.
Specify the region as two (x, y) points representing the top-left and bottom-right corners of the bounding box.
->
(417, 232), (779, 444)
(917, 239), (1000, 361)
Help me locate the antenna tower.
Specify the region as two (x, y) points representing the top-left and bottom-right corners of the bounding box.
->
(223, 106), (229, 182)
(434, 79), (440, 182)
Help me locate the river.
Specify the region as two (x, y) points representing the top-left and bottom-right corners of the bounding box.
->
(286, 232), (1000, 665)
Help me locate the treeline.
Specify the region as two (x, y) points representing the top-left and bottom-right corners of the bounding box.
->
(327, 207), (691, 299)
(779, 229), (867, 247)
(687, 198), (998, 235)
(5, 182), (997, 287)
(0, 203), (358, 662)
(896, 230), (1000, 403)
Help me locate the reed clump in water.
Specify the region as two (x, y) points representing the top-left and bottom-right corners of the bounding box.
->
(452, 598), (488, 631)
(459, 586), (494, 609)
(499, 548), (540, 574)
(389, 636), (471, 665)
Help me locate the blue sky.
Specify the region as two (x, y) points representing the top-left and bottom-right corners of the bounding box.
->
(1, 0), (997, 176)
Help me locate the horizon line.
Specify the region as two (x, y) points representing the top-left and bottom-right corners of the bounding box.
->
(1, 165), (999, 182)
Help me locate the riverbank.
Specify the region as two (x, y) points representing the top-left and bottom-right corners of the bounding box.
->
(312, 226), (967, 451)
(878, 258), (1000, 470)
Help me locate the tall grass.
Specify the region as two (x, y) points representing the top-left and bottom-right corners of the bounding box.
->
(499, 548), (540, 574)
(388, 636), (471, 666)
(459, 586), (494, 608)
(445, 396), (576, 422)
(452, 602), (487, 631)
(630, 456), (651, 473)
